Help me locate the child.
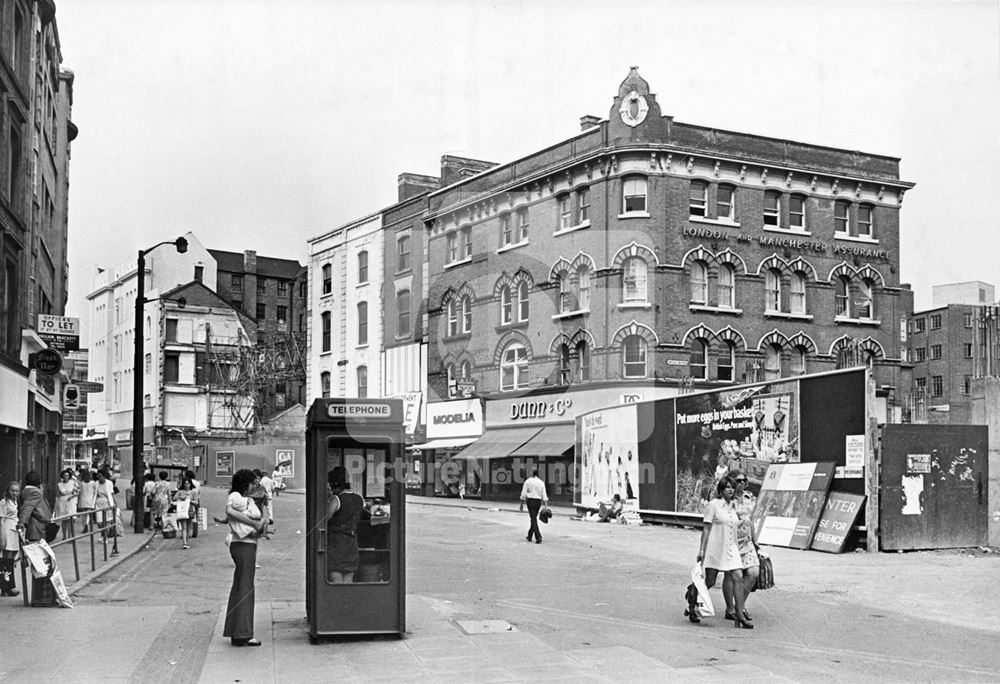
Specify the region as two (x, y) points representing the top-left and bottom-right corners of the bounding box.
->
(173, 480), (194, 549)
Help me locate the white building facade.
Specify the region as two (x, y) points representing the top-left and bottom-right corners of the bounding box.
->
(307, 212), (384, 402)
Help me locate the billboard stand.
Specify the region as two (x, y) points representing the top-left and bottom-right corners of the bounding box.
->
(865, 370), (880, 552)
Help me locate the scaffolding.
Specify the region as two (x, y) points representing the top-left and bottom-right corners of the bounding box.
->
(203, 323), (307, 431)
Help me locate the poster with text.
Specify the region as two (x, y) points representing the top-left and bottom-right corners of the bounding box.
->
(674, 381), (800, 514)
(751, 462), (835, 549)
(810, 492), (866, 553)
(577, 405), (639, 509)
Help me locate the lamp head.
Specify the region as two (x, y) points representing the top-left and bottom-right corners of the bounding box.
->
(175, 237), (188, 254)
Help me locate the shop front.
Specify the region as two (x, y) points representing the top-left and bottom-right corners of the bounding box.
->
(409, 398), (482, 498)
(453, 384), (679, 504)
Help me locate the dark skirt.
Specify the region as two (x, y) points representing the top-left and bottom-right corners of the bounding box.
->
(223, 541), (257, 640)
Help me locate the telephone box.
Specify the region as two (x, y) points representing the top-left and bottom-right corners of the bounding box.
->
(306, 398), (405, 640)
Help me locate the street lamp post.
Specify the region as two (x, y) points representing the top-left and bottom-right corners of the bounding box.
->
(132, 237), (188, 533)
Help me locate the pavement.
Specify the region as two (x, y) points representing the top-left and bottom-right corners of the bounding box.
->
(1, 488), (997, 683)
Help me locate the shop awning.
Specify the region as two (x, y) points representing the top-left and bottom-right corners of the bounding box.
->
(409, 437), (479, 451)
(509, 423), (576, 458)
(451, 426), (542, 461)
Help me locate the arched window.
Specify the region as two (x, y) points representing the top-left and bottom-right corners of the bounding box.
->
(577, 266), (591, 311)
(857, 279), (873, 319)
(765, 269), (782, 312)
(623, 257), (647, 304)
(461, 296), (473, 333)
(500, 285), (513, 325)
(459, 360), (471, 380)
(835, 276), (851, 317)
(717, 341), (735, 382)
(718, 263), (735, 309)
(790, 271), (807, 314)
(575, 340), (590, 382)
(764, 344), (782, 380)
(558, 343), (571, 385)
(356, 365), (368, 398)
(622, 176), (647, 214)
(447, 299), (459, 336)
(791, 346), (808, 375)
(690, 260), (708, 304)
(622, 335), (647, 378)
(689, 338), (708, 380)
(558, 273), (573, 313)
(517, 281), (529, 321)
(320, 371), (331, 399)
(500, 343), (529, 391)
(446, 364), (456, 396)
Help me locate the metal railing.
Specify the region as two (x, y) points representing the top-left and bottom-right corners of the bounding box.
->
(18, 506), (120, 607)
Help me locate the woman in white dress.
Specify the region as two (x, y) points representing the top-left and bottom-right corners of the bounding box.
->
(695, 476), (753, 629)
(0, 481), (20, 596)
(54, 469), (79, 539)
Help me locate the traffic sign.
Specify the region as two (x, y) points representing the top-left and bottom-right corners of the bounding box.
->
(33, 348), (63, 375)
(76, 380), (105, 393)
(64, 384), (81, 409)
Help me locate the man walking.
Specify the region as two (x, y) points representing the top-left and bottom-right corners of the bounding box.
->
(519, 467), (548, 544)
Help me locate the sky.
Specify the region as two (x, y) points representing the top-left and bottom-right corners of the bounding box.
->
(56, 0), (1000, 321)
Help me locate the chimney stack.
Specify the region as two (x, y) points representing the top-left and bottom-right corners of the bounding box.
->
(580, 115), (601, 131)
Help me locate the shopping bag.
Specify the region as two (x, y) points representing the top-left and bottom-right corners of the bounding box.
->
(689, 563), (715, 617)
(49, 569), (74, 608)
(22, 540), (56, 578)
(755, 554), (775, 590)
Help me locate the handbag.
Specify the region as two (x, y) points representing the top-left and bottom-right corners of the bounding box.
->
(755, 553), (775, 591)
(45, 521), (60, 543)
(538, 505), (552, 524)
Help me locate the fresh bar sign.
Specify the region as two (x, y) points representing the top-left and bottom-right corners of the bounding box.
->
(37, 315), (80, 352)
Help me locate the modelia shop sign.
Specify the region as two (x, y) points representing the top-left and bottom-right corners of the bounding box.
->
(425, 398), (483, 439)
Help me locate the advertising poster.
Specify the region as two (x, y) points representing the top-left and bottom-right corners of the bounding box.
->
(674, 381), (800, 514)
(751, 462), (835, 549)
(275, 449), (294, 478)
(215, 451), (234, 477)
(810, 492), (866, 553)
(578, 405), (639, 508)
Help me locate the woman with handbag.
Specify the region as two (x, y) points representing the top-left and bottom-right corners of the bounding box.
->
(730, 470), (761, 622)
(694, 476), (753, 629)
(0, 481), (20, 597)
